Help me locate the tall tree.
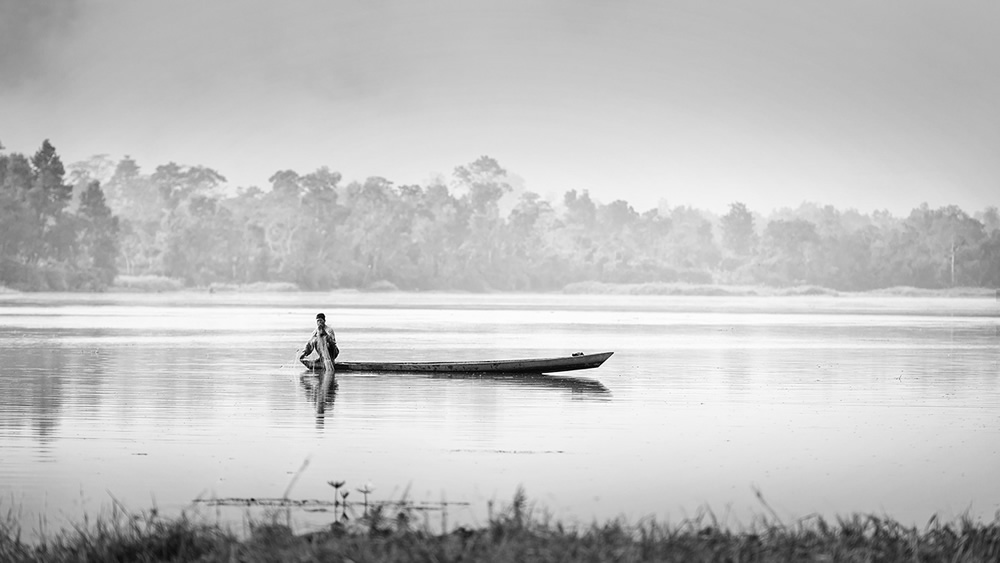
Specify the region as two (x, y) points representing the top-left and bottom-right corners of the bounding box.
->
(340, 176), (408, 287)
(592, 199), (639, 282)
(720, 202), (756, 259)
(296, 167), (345, 288)
(76, 181), (119, 288)
(161, 194), (237, 285)
(757, 219), (820, 285)
(895, 205), (986, 287)
(410, 181), (466, 288)
(104, 157), (161, 275)
(976, 206), (1000, 234)
(152, 163), (226, 211)
(0, 152), (35, 267)
(453, 156), (512, 288)
(558, 189), (600, 280)
(978, 230), (1000, 287)
(502, 192), (559, 289)
(663, 206), (718, 280)
(27, 140), (74, 263)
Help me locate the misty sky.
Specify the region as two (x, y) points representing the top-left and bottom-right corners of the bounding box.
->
(2, 0), (998, 214)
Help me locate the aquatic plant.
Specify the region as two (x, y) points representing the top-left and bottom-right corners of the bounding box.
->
(327, 480), (346, 505)
(357, 483), (375, 513)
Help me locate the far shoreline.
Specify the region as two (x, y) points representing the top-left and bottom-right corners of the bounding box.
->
(1, 276), (998, 299)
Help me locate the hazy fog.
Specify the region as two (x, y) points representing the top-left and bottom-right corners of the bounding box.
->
(2, 0), (998, 214)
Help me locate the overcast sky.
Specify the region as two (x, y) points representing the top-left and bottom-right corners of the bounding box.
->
(2, 0), (998, 214)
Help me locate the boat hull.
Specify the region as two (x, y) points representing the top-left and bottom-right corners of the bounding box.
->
(300, 351), (613, 374)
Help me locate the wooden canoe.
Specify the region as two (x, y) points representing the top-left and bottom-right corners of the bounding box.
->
(300, 351), (613, 374)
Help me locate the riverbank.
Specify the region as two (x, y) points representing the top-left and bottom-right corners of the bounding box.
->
(562, 281), (997, 298)
(110, 275), (301, 293)
(1, 275), (977, 298)
(2, 494), (998, 562)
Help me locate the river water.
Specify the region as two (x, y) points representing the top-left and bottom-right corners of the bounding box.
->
(1, 291), (998, 535)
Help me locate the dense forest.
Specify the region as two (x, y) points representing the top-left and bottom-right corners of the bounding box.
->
(1, 139), (998, 292)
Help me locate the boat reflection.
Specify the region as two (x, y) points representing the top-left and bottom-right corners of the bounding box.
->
(426, 372), (611, 396)
(299, 370), (611, 426)
(301, 369), (611, 399)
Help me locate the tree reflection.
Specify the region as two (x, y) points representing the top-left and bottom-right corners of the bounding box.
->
(0, 341), (72, 447)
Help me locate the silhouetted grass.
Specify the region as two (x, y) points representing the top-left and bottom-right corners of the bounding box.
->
(4, 491), (999, 562)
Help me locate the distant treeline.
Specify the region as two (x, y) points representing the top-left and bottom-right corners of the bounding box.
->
(2, 140), (999, 292)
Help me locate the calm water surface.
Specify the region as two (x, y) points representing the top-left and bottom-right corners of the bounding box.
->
(1, 291), (998, 535)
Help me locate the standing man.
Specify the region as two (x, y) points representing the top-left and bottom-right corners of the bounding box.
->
(299, 313), (339, 362)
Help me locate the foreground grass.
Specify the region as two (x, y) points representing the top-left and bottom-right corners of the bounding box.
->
(3, 494), (999, 562)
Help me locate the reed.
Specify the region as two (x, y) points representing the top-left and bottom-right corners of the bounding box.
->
(4, 492), (999, 562)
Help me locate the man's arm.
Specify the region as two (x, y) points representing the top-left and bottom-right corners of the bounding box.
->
(299, 330), (321, 359)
